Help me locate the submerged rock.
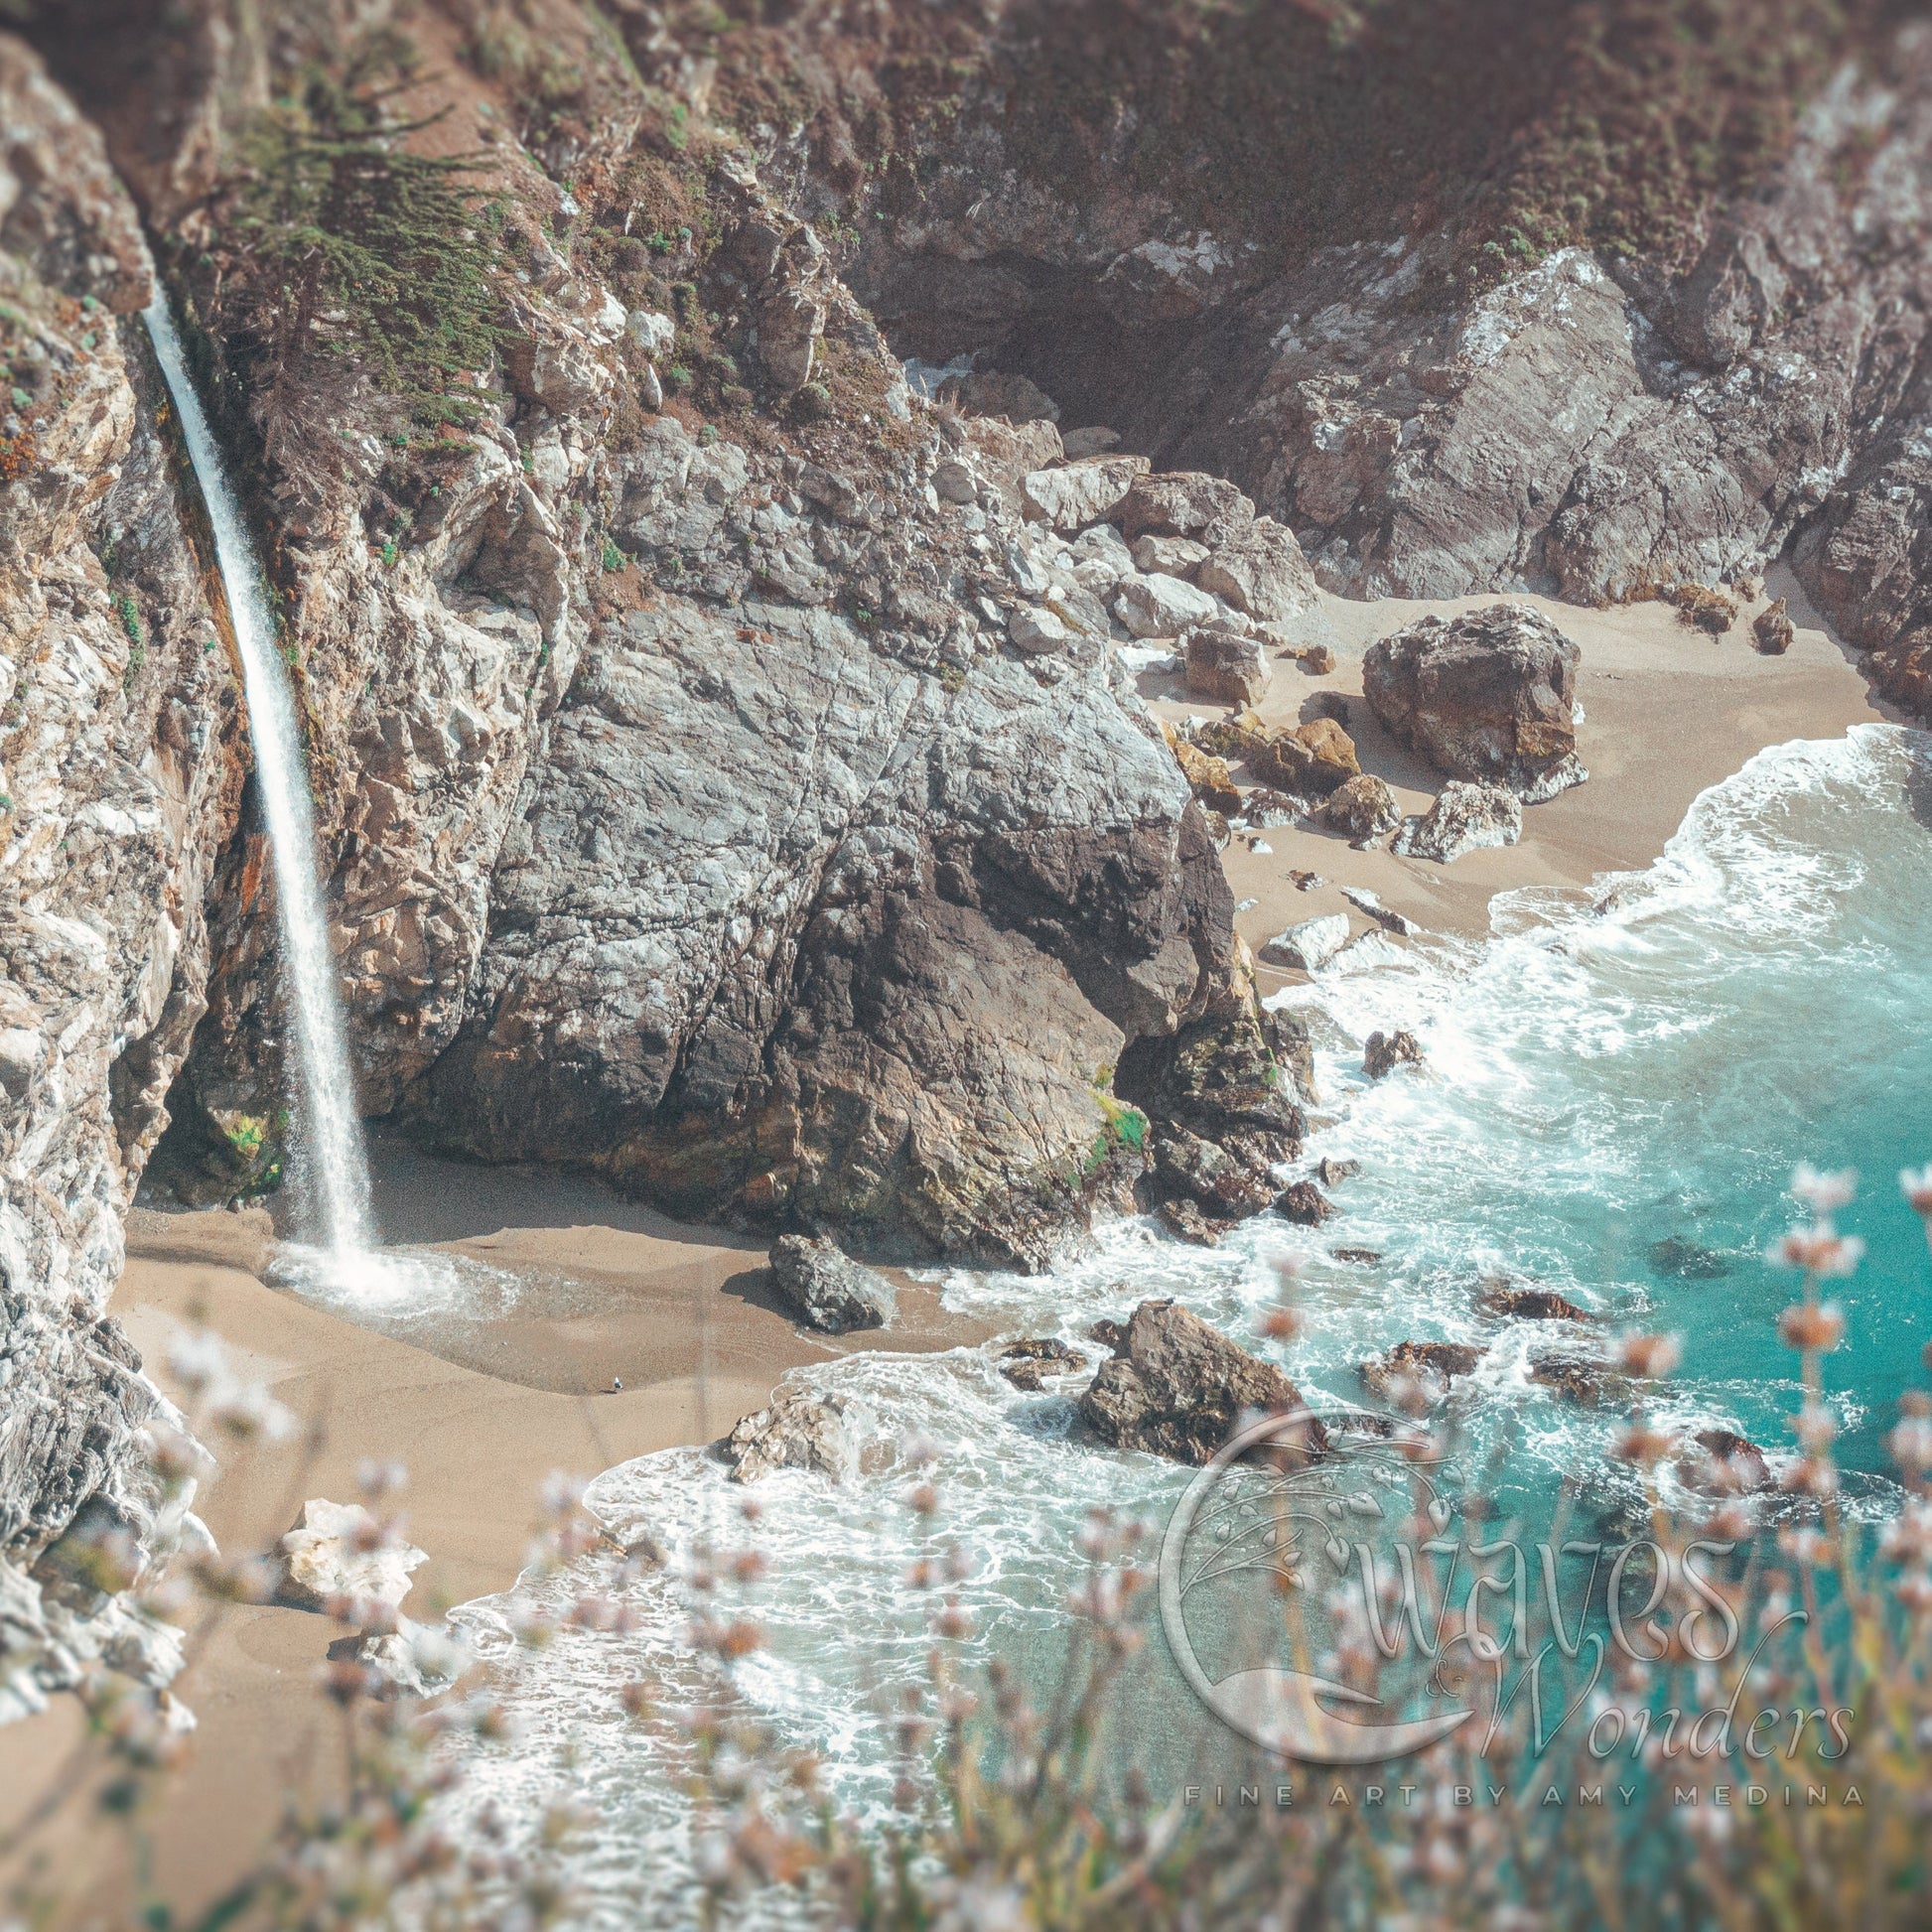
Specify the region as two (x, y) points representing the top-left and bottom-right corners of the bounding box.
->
(1359, 1341), (1487, 1400)
(1078, 1300), (1328, 1465)
(1679, 1428), (1774, 1495)
(1527, 1355), (1631, 1407)
(1478, 1283), (1594, 1323)
(768, 1234), (897, 1333)
(1365, 605), (1586, 800)
(999, 1337), (1088, 1391)
(1393, 781), (1523, 863)
(1648, 1236), (1732, 1280)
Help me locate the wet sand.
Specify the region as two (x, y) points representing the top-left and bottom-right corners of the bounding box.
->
(0, 577), (1893, 1921)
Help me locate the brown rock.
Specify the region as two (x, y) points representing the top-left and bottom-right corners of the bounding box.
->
(1359, 1340), (1487, 1399)
(1251, 717), (1360, 796)
(1184, 624), (1273, 704)
(999, 1337), (1087, 1390)
(1527, 1355), (1630, 1407)
(1323, 773), (1401, 846)
(1078, 1300), (1328, 1465)
(1157, 1198), (1229, 1246)
(1478, 1283), (1594, 1322)
(1274, 1179), (1334, 1224)
(1160, 722), (1243, 815)
(1753, 598), (1794, 654)
(1119, 472), (1257, 546)
(1363, 1030), (1425, 1079)
(1679, 1428), (1774, 1495)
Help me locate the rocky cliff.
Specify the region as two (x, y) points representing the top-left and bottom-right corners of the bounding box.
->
(1, 37), (241, 1716)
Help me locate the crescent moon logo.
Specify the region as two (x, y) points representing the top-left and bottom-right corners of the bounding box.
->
(1158, 1407), (1474, 1765)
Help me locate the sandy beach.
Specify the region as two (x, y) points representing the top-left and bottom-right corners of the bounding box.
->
(0, 579), (1891, 1921)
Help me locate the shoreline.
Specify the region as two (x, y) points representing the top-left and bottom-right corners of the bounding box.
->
(0, 581), (1892, 1922)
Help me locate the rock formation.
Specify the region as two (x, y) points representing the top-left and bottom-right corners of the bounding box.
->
(722, 1388), (859, 1483)
(1393, 782), (1524, 863)
(768, 1234), (897, 1333)
(1365, 606), (1585, 800)
(1078, 1299), (1327, 1465)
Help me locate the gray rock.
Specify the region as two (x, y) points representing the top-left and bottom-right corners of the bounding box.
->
(1078, 1300), (1327, 1466)
(1021, 456), (1147, 531)
(1183, 624), (1271, 704)
(1008, 605), (1070, 655)
(768, 1234), (897, 1332)
(1196, 517), (1321, 625)
(1365, 605), (1585, 799)
(1060, 427), (1121, 460)
(1132, 534), (1209, 577)
(1393, 781), (1523, 863)
(1262, 913), (1349, 972)
(723, 1388), (857, 1482)
(1114, 571), (1222, 638)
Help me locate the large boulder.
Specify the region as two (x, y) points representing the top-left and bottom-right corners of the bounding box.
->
(1183, 624), (1272, 704)
(768, 1234), (897, 1332)
(1196, 517), (1321, 625)
(1078, 1300), (1328, 1465)
(1262, 914), (1348, 972)
(1392, 781), (1523, 862)
(1119, 472), (1256, 547)
(1021, 456), (1147, 531)
(723, 1389), (857, 1483)
(1115, 572), (1221, 637)
(1323, 773), (1401, 847)
(1363, 604), (1586, 800)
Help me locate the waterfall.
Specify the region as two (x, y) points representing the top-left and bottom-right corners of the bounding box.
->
(142, 291), (378, 1266)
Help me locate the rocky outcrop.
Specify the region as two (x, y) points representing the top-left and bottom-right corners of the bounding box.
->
(998, 1336), (1087, 1391)
(1078, 1299), (1327, 1466)
(1262, 914), (1348, 973)
(1359, 1341), (1485, 1401)
(1323, 774), (1401, 848)
(768, 1234), (896, 1333)
(1393, 781), (1523, 863)
(1364, 605), (1585, 800)
(1, 35), (241, 1719)
(1184, 624), (1271, 704)
(723, 1389), (858, 1484)
(1478, 1283), (1593, 1323)
(1363, 1031), (1425, 1080)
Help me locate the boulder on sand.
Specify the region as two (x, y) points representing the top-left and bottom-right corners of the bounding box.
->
(1393, 781), (1522, 863)
(1115, 572), (1222, 638)
(1323, 773), (1401, 847)
(1250, 717), (1360, 796)
(1364, 603), (1586, 800)
(1079, 1299), (1329, 1465)
(1753, 598), (1794, 654)
(768, 1233), (897, 1332)
(1261, 913), (1349, 972)
(723, 1388), (857, 1482)
(1195, 517), (1321, 625)
(277, 1499), (427, 1614)
(1184, 624), (1272, 704)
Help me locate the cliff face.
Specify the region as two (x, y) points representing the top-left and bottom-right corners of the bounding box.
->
(0, 37), (241, 1716)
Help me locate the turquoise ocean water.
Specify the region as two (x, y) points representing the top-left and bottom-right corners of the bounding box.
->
(446, 724), (1932, 1921)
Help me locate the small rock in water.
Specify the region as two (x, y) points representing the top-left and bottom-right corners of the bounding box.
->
(768, 1233), (897, 1332)
(723, 1388), (856, 1483)
(1317, 1157), (1361, 1187)
(1157, 1197), (1229, 1246)
(1363, 1029), (1425, 1079)
(1647, 1235), (1732, 1280)
(1262, 912), (1349, 971)
(1679, 1428), (1774, 1495)
(999, 1337), (1087, 1391)
(1477, 1281), (1593, 1323)
(1078, 1299), (1328, 1466)
(1359, 1340), (1487, 1400)
(1527, 1354), (1629, 1407)
(1274, 1179), (1334, 1225)
(1331, 1246), (1383, 1265)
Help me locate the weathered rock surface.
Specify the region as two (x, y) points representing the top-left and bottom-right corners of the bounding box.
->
(1363, 1031), (1425, 1080)
(1078, 1300), (1327, 1466)
(1365, 605), (1585, 800)
(1323, 774), (1401, 847)
(1359, 1341), (1486, 1400)
(0, 35), (240, 1719)
(768, 1234), (897, 1333)
(1478, 1283), (1594, 1323)
(1262, 914), (1348, 973)
(1183, 624), (1271, 704)
(1393, 781), (1523, 862)
(1753, 599), (1794, 655)
(998, 1336), (1087, 1391)
(276, 1499), (428, 1614)
(1114, 570), (1221, 638)
(1249, 716), (1359, 796)
(722, 1389), (857, 1484)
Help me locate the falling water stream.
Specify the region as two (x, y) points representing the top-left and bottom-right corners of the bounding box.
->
(142, 291), (378, 1267)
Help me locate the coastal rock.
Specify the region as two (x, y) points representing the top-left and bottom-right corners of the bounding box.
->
(1753, 600), (1794, 655)
(999, 1337), (1087, 1391)
(1364, 606), (1585, 800)
(1007, 606), (1070, 655)
(1115, 571), (1221, 638)
(1195, 518), (1321, 625)
(1120, 473), (1256, 547)
(1648, 1236), (1731, 1280)
(1393, 782), (1523, 863)
(1363, 1031), (1425, 1080)
(723, 1390), (857, 1484)
(1250, 717), (1358, 796)
(1078, 1300), (1327, 1466)
(1157, 1199), (1229, 1246)
(768, 1235), (897, 1333)
(1478, 1283), (1593, 1323)
(1678, 1429), (1774, 1496)
(1527, 1355), (1631, 1408)
(1262, 914), (1349, 973)
(1020, 456), (1146, 531)
(1359, 1341), (1486, 1400)
(1161, 723), (1244, 815)
(1148, 1126), (1277, 1223)
(1274, 1180), (1334, 1225)
(1323, 774), (1401, 847)
(277, 1500), (428, 1615)
(1339, 887), (1417, 936)
(1183, 625), (1272, 704)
